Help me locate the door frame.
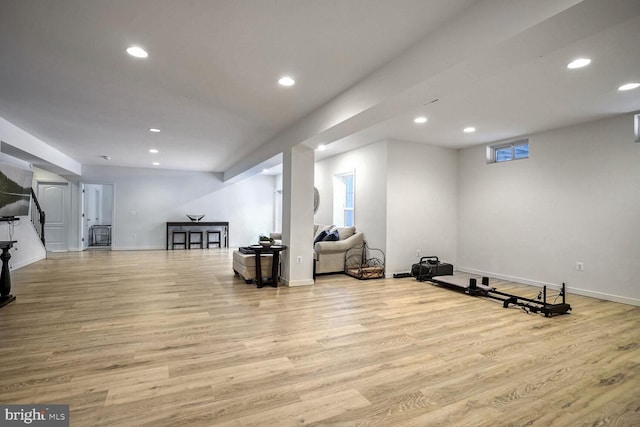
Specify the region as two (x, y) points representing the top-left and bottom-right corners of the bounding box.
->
(79, 182), (115, 250)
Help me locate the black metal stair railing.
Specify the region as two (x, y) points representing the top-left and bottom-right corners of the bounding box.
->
(30, 188), (45, 245)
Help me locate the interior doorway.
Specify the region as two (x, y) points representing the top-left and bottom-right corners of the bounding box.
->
(81, 183), (114, 249)
(36, 181), (69, 252)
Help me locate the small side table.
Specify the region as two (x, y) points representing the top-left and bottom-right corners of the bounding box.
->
(0, 240), (17, 309)
(247, 245), (287, 288)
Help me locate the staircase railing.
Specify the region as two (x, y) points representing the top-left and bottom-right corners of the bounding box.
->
(30, 188), (45, 245)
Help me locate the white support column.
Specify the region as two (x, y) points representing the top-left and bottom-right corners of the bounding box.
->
(281, 144), (315, 286)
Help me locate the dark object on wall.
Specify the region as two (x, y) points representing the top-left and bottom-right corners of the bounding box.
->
(0, 161), (33, 217)
(313, 187), (320, 213)
(411, 256), (453, 281)
(345, 241), (385, 280)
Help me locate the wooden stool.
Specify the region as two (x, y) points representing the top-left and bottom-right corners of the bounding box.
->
(171, 231), (187, 249)
(207, 230), (221, 248)
(188, 231), (204, 249)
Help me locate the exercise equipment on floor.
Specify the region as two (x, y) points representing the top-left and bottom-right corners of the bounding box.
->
(415, 255), (571, 317)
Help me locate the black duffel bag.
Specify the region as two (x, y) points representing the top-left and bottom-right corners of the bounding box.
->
(411, 256), (454, 281)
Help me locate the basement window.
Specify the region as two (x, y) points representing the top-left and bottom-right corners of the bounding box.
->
(333, 171), (355, 227)
(487, 139), (529, 163)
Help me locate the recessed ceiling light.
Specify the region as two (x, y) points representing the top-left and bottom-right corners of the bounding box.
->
(414, 116), (427, 124)
(262, 169), (269, 173)
(463, 127), (476, 133)
(149, 149), (159, 154)
(316, 144), (327, 151)
(152, 162), (160, 166)
(618, 82), (640, 91)
(278, 76), (295, 86)
(567, 58), (591, 69)
(126, 46), (148, 58)
(149, 128), (160, 133)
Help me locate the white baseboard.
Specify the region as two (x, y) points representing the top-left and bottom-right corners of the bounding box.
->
(10, 253), (47, 271)
(111, 245), (165, 251)
(457, 266), (640, 307)
(282, 278), (314, 287)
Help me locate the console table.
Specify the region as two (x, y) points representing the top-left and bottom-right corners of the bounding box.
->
(166, 222), (229, 250)
(0, 240), (17, 309)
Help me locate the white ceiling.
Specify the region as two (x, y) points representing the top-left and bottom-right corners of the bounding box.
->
(1, 0), (639, 177)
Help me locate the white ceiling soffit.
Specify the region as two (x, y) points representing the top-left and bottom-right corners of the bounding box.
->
(323, 0), (640, 155)
(229, 0), (640, 175)
(0, 0), (638, 179)
(0, 0), (476, 173)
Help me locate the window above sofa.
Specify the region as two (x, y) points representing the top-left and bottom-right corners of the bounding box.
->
(333, 171), (355, 227)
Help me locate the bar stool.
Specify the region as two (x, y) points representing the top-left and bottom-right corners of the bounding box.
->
(172, 231), (187, 249)
(207, 230), (221, 248)
(188, 231), (204, 249)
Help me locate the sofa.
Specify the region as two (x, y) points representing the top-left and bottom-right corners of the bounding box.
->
(271, 224), (364, 276)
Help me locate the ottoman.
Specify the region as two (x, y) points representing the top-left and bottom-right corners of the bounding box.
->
(233, 250), (273, 284)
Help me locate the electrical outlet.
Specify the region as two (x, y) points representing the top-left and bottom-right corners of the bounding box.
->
(297, 256), (302, 264)
(576, 262), (584, 271)
(416, 249), (421, 259)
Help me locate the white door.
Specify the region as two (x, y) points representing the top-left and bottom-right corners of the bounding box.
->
(37, 182), (68, 252)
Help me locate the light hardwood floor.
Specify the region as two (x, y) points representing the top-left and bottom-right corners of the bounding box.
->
(1, 249), (639, 426)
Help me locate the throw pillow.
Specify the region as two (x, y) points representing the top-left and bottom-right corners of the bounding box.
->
(313, 224), (334, 242)
(336, 226), (356, 240)
(323, 229), (340, 241)
(314, 230), (329, 244)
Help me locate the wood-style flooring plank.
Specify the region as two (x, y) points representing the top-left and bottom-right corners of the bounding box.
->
(1, 249), (639, 426)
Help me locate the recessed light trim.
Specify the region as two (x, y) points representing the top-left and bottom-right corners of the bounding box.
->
(463, 127), (476, 133)
(618, 82), (640, 91)
(414, 116), (427, 124)
(316, 144), (327, 151)
(567, 58), (591, 69)
(278, 76), (295, 86)
(149, 128), (160, 133)
(152, 162), (160, 166)
(149, 149), (159, 154)
(126, 46), (148, 58)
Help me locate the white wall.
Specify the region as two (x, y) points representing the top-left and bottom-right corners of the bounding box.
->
(281, 145), (315, 286)
(314, 141), (388, 251)
(81, 165), (276, 249)
(1, 219), (46, 271)
(0, 116), (82, 175)
(458, 114), (640, 305)
(386, 140), (458, 275)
